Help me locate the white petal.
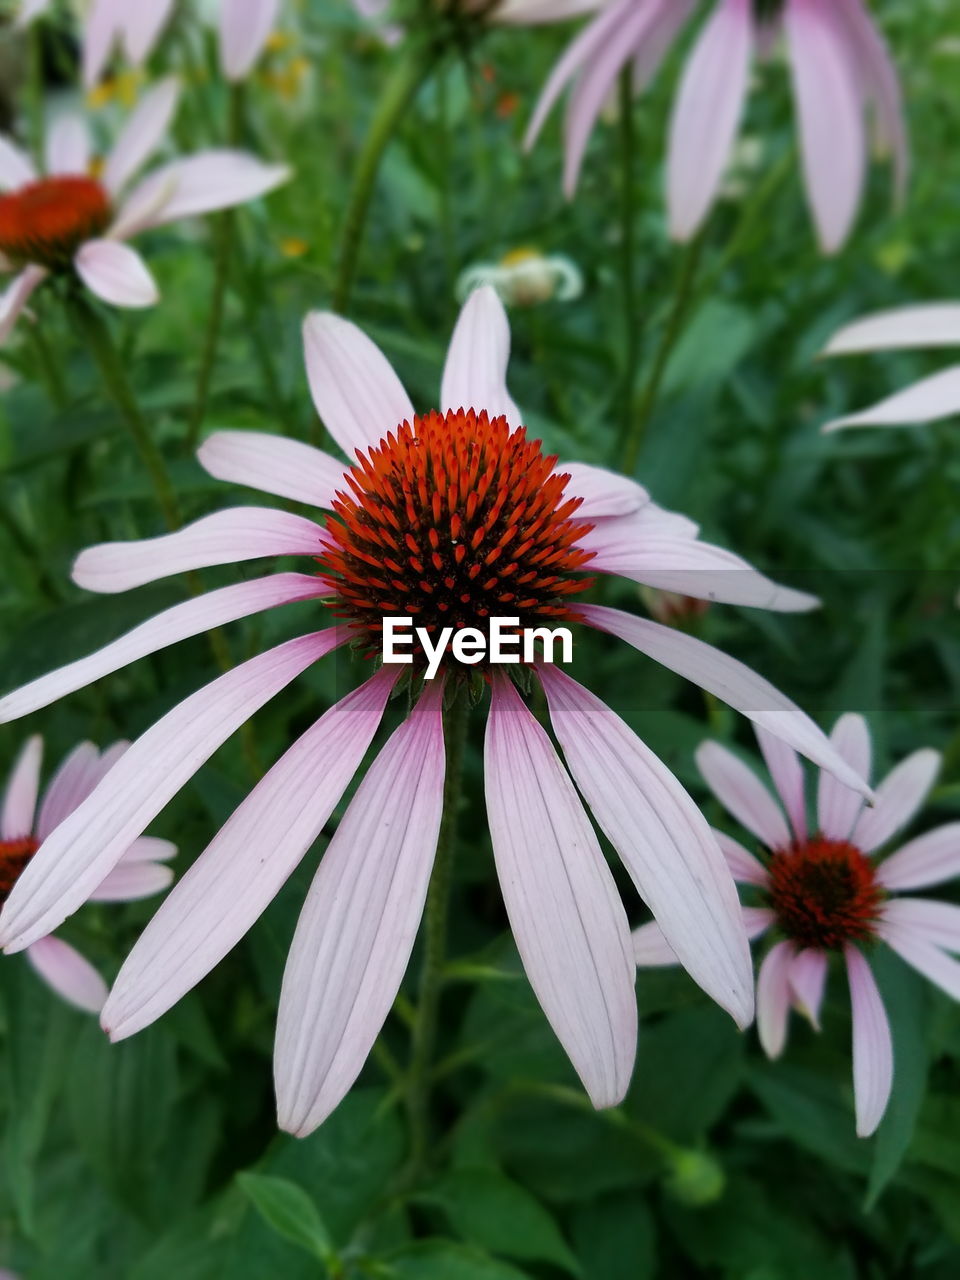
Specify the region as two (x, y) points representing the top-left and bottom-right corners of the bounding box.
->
(103, 76), (180, 195)
(756, 725), (807, 841)
(852, 749), (941, 853)
(82, 0), (124, 87)
(631, 919), (678, 966)
(75, 240), (159, 309)
(823, 305), (960, 357)
(16, 0), (53, 24)
(26, 936), (107, 1014)
(120, 0), (176, 63)
(876, 823), (960, 891)
(824, 367), (960, 432)
(540, 666), (753, 1028)
(35, 742), (101, 840)
(0, 135), (37, 189)
(220, 0), (279, 80)
(817, 713), (871, 840)
(879, 922), (960, 1003)
(486, 673), (638, 1106)
(440, 286), (522, 428)
(198, 430), (347, 510)
(123, 150), (290, 230)
(103, 668), (395, 1042)
(742, 905), (775, 940)
(789, 948), (827, 1028)
(559, 462), (649, 519)
(714, 829), (769, 886)
(756, 940), (793, 1059)
(121, 836), (177, 863)
(1, 735), (43, 840)
(302, 311), (415, 459)
(275, 682), (445, 1136)
(0, 266), (47, 346)
(89, 860), (173, 902)
(696, 741), (791, 851)
(881, 898), (960, 955)
(845, 945), (893, 1137)
(45, 115), (91, 175)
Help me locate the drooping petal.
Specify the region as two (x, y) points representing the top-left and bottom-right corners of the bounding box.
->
(823, 305), (960, 357)
(875, 823), (960, 891)
(714, 829), (769, 886)
(0, 631), (342, 954)
(88, 860), (173, 902)
(833, 0), (907, 202)
(26, 936), (107, 1014)
(559, 462), (649, 519)
(120, 0), (175, 63)
(103, 76), (180, 195)
(878, 922), (960, 1002)
(817, 712), (871, 841)
(302, 311), (415, 459)
(540, 666), (753, 1029)
(633, 0), (697, 92)
(824, 367), (960, 432)
(440, 286), (522, 428)
(119, 150), (290, 233)
(580, 604), (873, 798)
(486, 672), (638, 1106)
(198, 430), (347, 510)
(121, 836), (177, 863)
(667, 0), (753, 241)
(631, 919), (678, 966)
(71, 508), (325, 594)
(785, 0), (865, 253)
(696, 741), (791, 851)
(845, 945), (893, 1137)
(35, 742), (101, 840)
(880, 898), (960, 955)
(789, 948), (827, 1028)
(742, 905), (776, 940)
(45, 115), (91, 176)
(275, 681), (445, 1136)
(103, 667), (395, 1042)
(0, 135), (37, 189)
(0, 574), (328, 723)
(852, 749), (941, 853)
(756, 940), (794, 1058)
(0, 266), (47, 346)
(756, 726), (807, 841)
(75, 240), (159, 308)
(220, 0), (280, 80)
(1, 735), (43, 840)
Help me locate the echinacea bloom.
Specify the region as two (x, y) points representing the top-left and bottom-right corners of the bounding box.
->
(634, 715), (960, 1136)
(0, 736), (175, 1013)
(0, 78), (289, 344)
(0, 286), (868, 1134)
(456, 247), (583, 307)
(821, 303), (960, 431)
(526, 0), (907, 253)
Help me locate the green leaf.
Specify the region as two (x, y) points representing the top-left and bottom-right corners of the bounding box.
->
(236, 1173), (334, 1263)
(384, 1240), (533, 1279)
(746, 1063), (870, 1175)
(570, 1193), (656, 1280)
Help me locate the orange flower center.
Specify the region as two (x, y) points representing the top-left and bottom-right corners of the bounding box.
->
(318, 408), (595, 671)
(0, 175), (112, 269)
(0, 836), (39, 905)
(767, 837), (884, 950)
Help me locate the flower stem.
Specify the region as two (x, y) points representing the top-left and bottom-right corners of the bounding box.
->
(618, 68), (639, 449)
(405, 689), (469, 1176)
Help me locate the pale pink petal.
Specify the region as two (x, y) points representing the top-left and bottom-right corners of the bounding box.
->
(756, 725), (807, 840)
(823, 305), (960, 357)
(559, 462), (649, 519)
(26, 936), (107, 1014)
(834, 0), (907, 202)
(120, 0), (175, 63)
(220, 0), (279, 80)
(852, 748), (941, 853)
(785, 0), (866, 253)
(121, 836), (177, 863)
(89, 860), (173, 902)
(302, 311), (415, 459)
(495, 0), (604, 21)
(35, 742), (101, 840)
(817, 712), (871, 841)
(540, 665), (752, 1029)
(824, 367), (960, 432)
(82, 0), (124, 86)
(845, 945), (893, 1136)
(125, 150), (290, 230)
(667, 0), (753, 241)
(881, 898), (960, 955)
(86, 742), (129, 790)
(45, 115), (91, 176)
(486, 673), (637, 1105)
(1, 736), (42, 840)
(198, 430), (347, 510)
(0, 135), (37, 189)
(0, 573), (327, 722)
(103, 667), (395, 1043)
(103, 76), (180, 195)
(0, 267), (47, 346)
(632, 0), (697, 92)
(632, 919), (679, 966)
(275, 681), (445, 1136)
(75, 240), (159, 308)
(714, 829), (769, 886)
(17, 0), (52, 24)
(757, 940), (793, 1058)
(789, 948), (827, 1028)
(742, 905), (775, 940)
(879, 922), (960, 1003)
(876, 823), (960, 891)
(71, 509), (325, 594)
(0, 631), (342, 954)
(580, 604), (873, 799)
(696, 741), (791, 851)
(440, 286), (522, 428)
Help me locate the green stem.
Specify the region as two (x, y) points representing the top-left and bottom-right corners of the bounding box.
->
(405, 690), (469, 1176)
(618, 68), (639, 448)
(28, 320), (68, 410)
(68, 292), (181, 531)
(332, 41), (439, 314)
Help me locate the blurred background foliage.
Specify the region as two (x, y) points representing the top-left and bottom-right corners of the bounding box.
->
(1, 0), (960, 1276)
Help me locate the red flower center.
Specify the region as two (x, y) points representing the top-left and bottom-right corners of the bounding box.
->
(318, 408), (596, 670)
(0, 836), (39, 906)
(0, 175), (112, 269)
(767, 837), (884, 951)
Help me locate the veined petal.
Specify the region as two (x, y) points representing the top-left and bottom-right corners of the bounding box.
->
(198, 430), (347, 510)
(580, 604), (873, 799)
(876, 823), (960, 891)
(540, 666), (753, 1029)
(852, 748), (941, 853)
(756, 726), (807, 841)
(0, 631), (342, 954)
(879, 922), (960, 1002)
(1, 735), (43, 840)
(486, 672), (637, 1107)
(302, 311), (415, 459)
(845, 945), (893, 1137)
(0, 266), (47, 346)
(89, 860), (173, 902)
(122, 150), (290, 232)
(220, 0), (280, 80)
(714, 829), (769, 886)
(71, 508), (326, 594)
(75, 240), (159, 308)
(103, 77), (180, 195)
(45, 115), (91, 176)
(0, 573), (328, 723)
(696, 741), (791, 851)
(0, 135), (37, 189)
(822, 305), (960, 357)
(104, 667), (395, 1042)
(440, 286), (522, 429)
(824, 367), (960, 431)
(756, 940), (793, 1058)
(789, 948), (827, 1028)
(275, 681), (445, 1136)
(881, 899), (960, 955)
(817, 712), (871, 841)
(35, 742), (101, 840)
(120, 0), (175, 63)
(559, 462), (649, 519)
(26, 936), (107, 1014)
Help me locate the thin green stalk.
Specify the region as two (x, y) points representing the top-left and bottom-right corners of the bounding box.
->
(405, 690), (469, 1176)
(28, 321), (68, 410)
(618, 68), (639, 447)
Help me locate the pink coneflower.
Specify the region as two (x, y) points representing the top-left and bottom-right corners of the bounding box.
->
(822, 303), (960, 430)
(633, 715), (960, 1136)
(0, 286), (868, 1134)
(0, 736), (175, 1013)
(526, 0), (907, 253)
(0, 78), (289, 344)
